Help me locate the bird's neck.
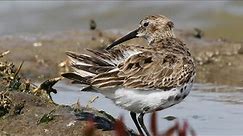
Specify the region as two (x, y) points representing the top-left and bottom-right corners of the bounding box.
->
(148, 30), (175, 45)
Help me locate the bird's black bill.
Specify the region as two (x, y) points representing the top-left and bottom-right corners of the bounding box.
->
(106, 28), (139, 50)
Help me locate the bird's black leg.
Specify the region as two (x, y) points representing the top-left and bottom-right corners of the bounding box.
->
(138, 113), (150, 136)
(130, 112), (144, 136)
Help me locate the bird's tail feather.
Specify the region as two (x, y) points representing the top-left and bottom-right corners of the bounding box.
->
(62, 72), (91, 85)
(62, 72), (97, 92)
(65, 51), (115, 77)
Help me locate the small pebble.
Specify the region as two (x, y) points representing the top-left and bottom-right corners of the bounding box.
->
(67, 120), (76, 127)
(33, 42), (42, 47)
(238, 44), (243, 54)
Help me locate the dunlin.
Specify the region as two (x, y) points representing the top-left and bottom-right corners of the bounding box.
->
(63, 15), (195, 136)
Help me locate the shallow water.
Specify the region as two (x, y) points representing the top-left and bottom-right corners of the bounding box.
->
(1, 1), (243, 41)
(52, 83), (243, 135)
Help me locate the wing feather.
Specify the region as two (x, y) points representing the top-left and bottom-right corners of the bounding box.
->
(92, 50), (195, 90)
(65, 38), (195, 90)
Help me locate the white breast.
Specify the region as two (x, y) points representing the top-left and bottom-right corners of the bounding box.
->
(103, 82), (193, 113)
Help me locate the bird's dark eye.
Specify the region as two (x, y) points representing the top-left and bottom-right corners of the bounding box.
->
(167, 21), (174, 29)
(143, 22), (149, 27)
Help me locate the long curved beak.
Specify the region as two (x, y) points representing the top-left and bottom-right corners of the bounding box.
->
(106, 28), (139, 50)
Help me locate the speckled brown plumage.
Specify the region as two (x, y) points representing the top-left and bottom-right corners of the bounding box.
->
(82, 37), (195, 90)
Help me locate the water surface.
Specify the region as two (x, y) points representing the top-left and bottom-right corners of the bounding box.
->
(52, 83), (243, 136)
(1, 1), (243, 41)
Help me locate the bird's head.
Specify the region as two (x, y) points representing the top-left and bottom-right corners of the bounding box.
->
(106, 15), (175, 50)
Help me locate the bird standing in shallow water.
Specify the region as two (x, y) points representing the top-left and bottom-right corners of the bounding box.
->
(62, 15), (196, 136)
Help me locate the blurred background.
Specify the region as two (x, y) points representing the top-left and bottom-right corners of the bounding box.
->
(0, 1), (243, 41)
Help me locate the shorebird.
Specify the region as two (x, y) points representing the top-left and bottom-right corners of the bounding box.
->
(62, 15), (195, 136)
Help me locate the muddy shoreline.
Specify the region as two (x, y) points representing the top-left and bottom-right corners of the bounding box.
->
(0, 29), (242, 87)
(0, 60), (135, 136)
